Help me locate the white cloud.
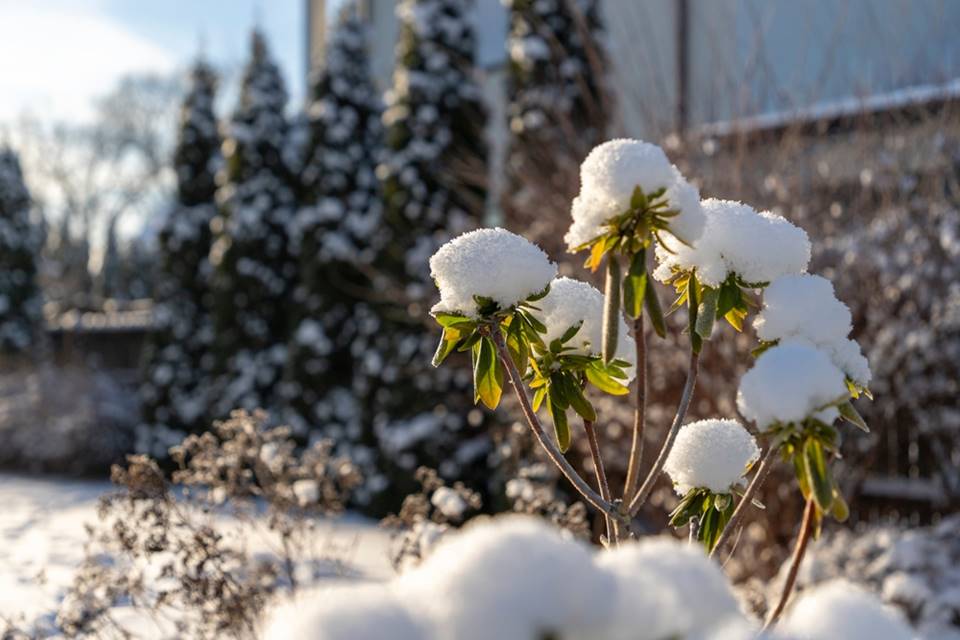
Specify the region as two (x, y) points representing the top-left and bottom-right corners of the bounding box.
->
(0, 1), (175, 122)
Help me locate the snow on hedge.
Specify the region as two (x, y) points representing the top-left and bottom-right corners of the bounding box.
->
(565, 139), (706, 250)
(429, 228), (556, 317)
(754, 274), (872, 385)
(531, 277), (636, 380)
(737, 341), (847, 430)
(779, 580), (914, 640)
(653, 198), (811, 288)
(663, 419), (760, 495)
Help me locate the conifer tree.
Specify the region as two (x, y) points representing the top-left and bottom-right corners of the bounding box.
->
(0, 148), (42, 356)
(281, 13), (386, 500)
(502, 0), (610, 251)
(210, 30), (297, 417)
(365, 0), (493, 504)
(139, 61), (220, 453)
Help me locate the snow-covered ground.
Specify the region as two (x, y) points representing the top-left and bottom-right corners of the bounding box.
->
(0, 473), (394, 635)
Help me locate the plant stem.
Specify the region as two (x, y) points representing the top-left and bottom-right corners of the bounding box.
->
(627, 349), (700, 516)
(765, 498), (816, 629)
(623, 315), (647, 504)
(711, 444), (779, 558)
(688, 515), (700, 544)
(583, 419), (616, 544)
(490, 326), (615, 517)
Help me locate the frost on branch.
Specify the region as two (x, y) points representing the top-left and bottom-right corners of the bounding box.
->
(663, 419), (760, 495)
(754, 274), (871, 386)
(429, 227), (556, 317)
(532, 277), (636, 381)
(737, 341), (847, 430)
(565, 138), (705, 251)
(654, 198), (811, 288)
(779, 580), (913, 640)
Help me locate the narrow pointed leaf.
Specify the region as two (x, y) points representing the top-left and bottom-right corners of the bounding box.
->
(564, 375), (597, 422)
(602, 255), (622, 363)
(644, 280), (667, 338)
(585, 366), (630, 396)
(838, 400), (870, 433)
(473, 337), (503, 409)
(549, 400), (571, 453)
(803, 438), (834, 512)
(696, 286), (719, 340)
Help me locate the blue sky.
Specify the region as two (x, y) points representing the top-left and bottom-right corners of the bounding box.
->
(0, 0), (316, 122)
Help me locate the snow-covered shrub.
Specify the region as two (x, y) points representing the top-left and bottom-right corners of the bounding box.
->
(139, 59), (221, 453)
(0, 147), (42, 356)
(421, 137), (878, 632)
(778, 580), (914, 640)
(209, 30), (297, 417)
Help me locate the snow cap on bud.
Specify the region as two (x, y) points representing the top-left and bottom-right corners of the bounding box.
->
(429, 228), (556, 318)
(737, 341), (848, 430)
(663, 419), (760, 494)
(565, 139), (706, 251)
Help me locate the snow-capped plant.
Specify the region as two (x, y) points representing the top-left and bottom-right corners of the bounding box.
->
(664, 419), (760, 550)
(427, 137), (875, 631)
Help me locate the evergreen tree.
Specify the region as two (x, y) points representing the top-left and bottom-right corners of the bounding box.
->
(502, 0), (610, 252)
(364, 0), (492, 505)
(0, 148), (42, 356)
(281, 13), (386, 500)
(138, 61), (221, 455)
(210, 30), (297, 417)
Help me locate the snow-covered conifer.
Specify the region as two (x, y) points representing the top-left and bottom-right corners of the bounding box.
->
(359, 0), (493, 507)
(139, 60), (221, 452)
(0, 147), (42, 355)
(281, 14), (385, 497)
(502, 0), (611, 250)
(210, 30), (297, 416)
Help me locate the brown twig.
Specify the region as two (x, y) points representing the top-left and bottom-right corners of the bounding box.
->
(489, 326), (615, 517)
(623, 315), (648, 504)
(627, 349), (700, 516)
(583, 419), (616, 544)
(765, 498), (816, 629)
(711, 443), (780, 558)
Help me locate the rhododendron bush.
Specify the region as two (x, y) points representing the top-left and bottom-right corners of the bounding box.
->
(280, 138), (893, 637)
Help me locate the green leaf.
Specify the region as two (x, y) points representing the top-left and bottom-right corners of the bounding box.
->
(716, 280), (739, 318)
(696, 286), (719, 340)
(473, 337), (503, 410)
(532, 385), (547, 412)
(602, 255), (622, 363)
(585, 365), (630, 396)
(505, 316), (529, 373)
(560, 321), (583, 345)
(803, 438), (834, 512)
(549, 400), (571, 453)
(838, 401), (870, 433)
(564, 374), (597, 422)
(644, 280), (667, 338)
(630, 185), (648, 210)
(526, 283), (551, 302)
(432, 327), (463, 367)
(669, 490), (703, 528)
(433, 312), (475, 329)
(628, 248), (647, 276)
(548, 374), (570, 410)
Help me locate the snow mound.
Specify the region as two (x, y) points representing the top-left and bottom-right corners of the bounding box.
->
(264, 515), (747, 640)
(531, 277), (636, 381)
(654, 198), (811, 288)
(753, 275), (872, 385)
(779, 580), (914, 640)
(663, 419), (760, 494)
(737, 341), (847, 430)
(429, 228), (556, 318)
(565, 139), (705, 250)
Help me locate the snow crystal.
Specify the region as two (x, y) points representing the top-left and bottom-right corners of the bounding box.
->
(779, 580), (913, 640)
(565, 139), (706, 250)
(754, 274), (852, 344)
(531, 277), (636, 381)
(654, 198), (811, 288)
(737, 341), (847, 430)
(429, 227), (557, 317)
(429, 486), (467, 520)
(663, 419), (760, 495)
